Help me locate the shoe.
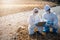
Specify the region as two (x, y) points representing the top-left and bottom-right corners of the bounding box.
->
(41, 32), (46, 36)
(29, 33), (35, 37)
(54, 32), (58, 36)
(50, 32), (58, 36)
(36, 31), (41, 36)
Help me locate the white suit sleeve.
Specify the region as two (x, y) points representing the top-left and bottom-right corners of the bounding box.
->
(29, 16), (34, 25)
(42, 13), (47, 22)
(53, 14), (58, 25)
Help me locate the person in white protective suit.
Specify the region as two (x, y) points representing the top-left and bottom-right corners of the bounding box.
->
(42, 5), (58, 34)
(28, 8), (43, 36)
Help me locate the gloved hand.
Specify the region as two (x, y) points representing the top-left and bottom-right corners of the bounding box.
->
(46, 23), (50, 26)
(46, 21), (53, 26)
(35, 23), (38, 26)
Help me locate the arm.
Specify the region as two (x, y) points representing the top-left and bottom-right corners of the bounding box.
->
(42, 13), (47, 22)
(29, 16), (34, 25)
(42, 13), (51, 26)
(53, 14), (58, 25)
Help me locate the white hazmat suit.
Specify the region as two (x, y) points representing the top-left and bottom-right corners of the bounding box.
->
(28, 8), (43, 35)
(42, 5), (58, 33)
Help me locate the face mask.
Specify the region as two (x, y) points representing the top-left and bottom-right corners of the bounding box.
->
(46, 9), (50, 14)
(46, 11), (50, 14)
(33, 13), (37, 16)
(34, 10), (38, 13)
(33, 11), (38, 15)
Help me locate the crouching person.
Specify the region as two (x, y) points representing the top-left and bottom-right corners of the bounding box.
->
(28, 8), (43, 36)
(42, 5), (58, 35)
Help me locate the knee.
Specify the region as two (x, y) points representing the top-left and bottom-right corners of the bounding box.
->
(28, 26), (35, 31)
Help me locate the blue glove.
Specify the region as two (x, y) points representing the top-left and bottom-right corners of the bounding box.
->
(46, 21), (53, 26)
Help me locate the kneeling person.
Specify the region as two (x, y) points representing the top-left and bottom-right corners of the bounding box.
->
(28, 8), (43, 36)
(42, 5), (58, 34)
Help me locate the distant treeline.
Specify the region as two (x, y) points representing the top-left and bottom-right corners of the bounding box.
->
(43, 0), (60, 3)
